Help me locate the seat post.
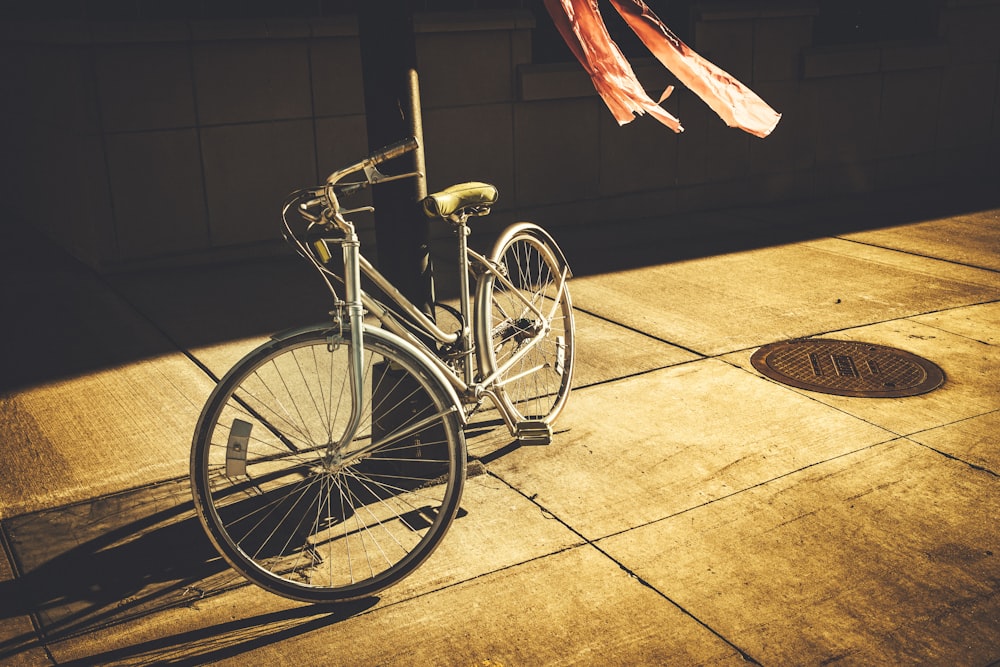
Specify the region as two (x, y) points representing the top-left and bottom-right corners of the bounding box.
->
(453, 216), (476, 386)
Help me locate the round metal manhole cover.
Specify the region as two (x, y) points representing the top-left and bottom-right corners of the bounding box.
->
(750, 338), (944, 398)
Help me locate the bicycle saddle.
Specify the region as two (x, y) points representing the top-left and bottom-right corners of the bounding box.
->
(422, 182), (498, 218)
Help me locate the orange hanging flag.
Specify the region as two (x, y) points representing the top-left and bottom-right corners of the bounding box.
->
(545, 0), (781, 138)
(610, 0), (780, 137)
(543, 0), (684, 132)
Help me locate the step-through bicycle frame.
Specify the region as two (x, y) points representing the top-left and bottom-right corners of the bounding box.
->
(284, 138), (572, 441)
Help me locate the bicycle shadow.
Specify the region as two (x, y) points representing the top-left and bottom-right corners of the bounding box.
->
(56, 599), (377, 666)
(0, 477), (378, 663)
(0, 415), (515, 663)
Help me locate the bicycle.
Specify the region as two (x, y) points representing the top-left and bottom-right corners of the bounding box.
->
(190, 137), (575, 602)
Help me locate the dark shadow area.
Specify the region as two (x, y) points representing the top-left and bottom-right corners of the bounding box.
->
(2, 177), (998, 395)
(0, 479), (231, 651)
(0, 220), (332, 394)
(53, 599), (379, 667)
(477, 440), (525, 466)
(0, 476), (379, 663)
(553, 177), (1000, 278)
(814, 0), (940, 45)
(463, 417), (508, 441)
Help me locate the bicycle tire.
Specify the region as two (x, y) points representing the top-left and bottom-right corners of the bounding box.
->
(475, 225), (576, 424)
(191, 324), (466, 602)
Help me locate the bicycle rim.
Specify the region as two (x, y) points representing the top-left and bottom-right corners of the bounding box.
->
(191, 326), (466, 602)
(479, 231), (575, 423)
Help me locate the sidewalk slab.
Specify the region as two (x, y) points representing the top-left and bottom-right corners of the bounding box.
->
(912, 300), (1000, 345)
(4, 469), (586, 663)
(486, 358), (896, 541)
(0, 541), (49, 666)
(49, 545), (750, 666)
(0, 348), (213, 520)
(1, 181), (997, 666)
(839, 207), (1000, 271)
(598, 439), (1000, 666)
(569, 308), (700, 388)
(569, 237), (1000, 357)
(909, 410), (1000, 473)
(0, 233), (218, 518)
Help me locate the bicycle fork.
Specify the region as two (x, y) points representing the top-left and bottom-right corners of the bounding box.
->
(326, 222), (367, 461)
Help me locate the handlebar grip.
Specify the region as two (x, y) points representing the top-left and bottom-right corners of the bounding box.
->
(369, 137), (418, 165)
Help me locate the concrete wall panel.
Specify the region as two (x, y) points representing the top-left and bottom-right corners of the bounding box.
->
(423, 103), (515, 204)
(104, 129), (208, 259)
(201, 119), (317, 246)
(418, 30), (514, 109)
(813, 74), (882, 166)
(310, 36), (365, 118)
(95, 43), (196, 132)
(2, 3), (998, 270)
(598, 111), (679, 195)
(193, 39), (312, 125)
(938, 61), (999, 150)
(754, 16), (813, 83)
(879, 68), (943, 158)
(514, 99), (600, 206)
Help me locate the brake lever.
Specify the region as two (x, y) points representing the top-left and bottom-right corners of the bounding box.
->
(298, 197), (325, 222)
(363, 164), (423, 185)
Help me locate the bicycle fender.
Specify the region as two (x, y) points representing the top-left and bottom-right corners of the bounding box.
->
(270, 322), (467, 425)
(491, 222), (574, 277)
(365, 326), (465, 418)
(269, 322), (340, 343)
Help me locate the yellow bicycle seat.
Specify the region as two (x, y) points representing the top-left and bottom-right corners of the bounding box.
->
(422, 182), (498, 218)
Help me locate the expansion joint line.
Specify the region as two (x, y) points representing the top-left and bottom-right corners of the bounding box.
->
(834, 236), (1000, 275)
(483, 469), (764, 666)
(572, 305), (707, 359)
(96, 272), (222, 385)
(910, 439), (1000, 478)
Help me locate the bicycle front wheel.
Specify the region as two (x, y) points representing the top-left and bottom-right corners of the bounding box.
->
(191, 325), (466, 602)
(476, 225), (575, 425)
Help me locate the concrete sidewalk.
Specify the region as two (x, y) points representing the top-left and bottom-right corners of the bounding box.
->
(1, 181), (998, 666)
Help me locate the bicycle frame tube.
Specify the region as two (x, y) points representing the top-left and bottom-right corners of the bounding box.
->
(473, 260), (570, 390)
(317, 201), (569, 433)
(358, 255), (460, 347)
(356, 242), (569, 412)
(335, 226), (367, 453)
(356, 254), (475, 395)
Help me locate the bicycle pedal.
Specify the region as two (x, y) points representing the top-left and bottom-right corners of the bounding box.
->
(515, 420), (552, 445)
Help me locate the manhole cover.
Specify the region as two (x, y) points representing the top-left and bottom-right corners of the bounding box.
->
(750, 338), (944, 398)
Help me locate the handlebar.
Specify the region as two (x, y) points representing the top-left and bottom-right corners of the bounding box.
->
(283, 137), (421, 289)
(370, 136), (419, 166)
(325, 136), (420, 188)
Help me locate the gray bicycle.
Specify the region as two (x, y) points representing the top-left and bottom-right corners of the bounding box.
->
(190, 138), (575, 602)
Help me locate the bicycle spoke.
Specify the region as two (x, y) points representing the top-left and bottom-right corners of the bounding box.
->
(192, 327), (465, 601)
(481, 230), (575, 426)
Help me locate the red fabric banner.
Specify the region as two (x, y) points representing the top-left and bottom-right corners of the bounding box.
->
(545, 0), (781, 138)
(544, 0), (683, 132)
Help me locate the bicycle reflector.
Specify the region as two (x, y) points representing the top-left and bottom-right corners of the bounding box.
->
(226, 419), (252, 477)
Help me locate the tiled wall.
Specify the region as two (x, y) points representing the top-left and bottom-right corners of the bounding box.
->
(1, 1), (998, 271)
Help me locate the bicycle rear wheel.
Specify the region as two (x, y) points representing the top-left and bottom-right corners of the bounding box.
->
(191, 325), (466, 602)
(476, 225), (575, 425)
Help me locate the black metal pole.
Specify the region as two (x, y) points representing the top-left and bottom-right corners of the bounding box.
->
(357, 0), (435, 318)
